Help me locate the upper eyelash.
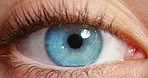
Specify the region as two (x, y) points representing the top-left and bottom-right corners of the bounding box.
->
(0, 0), (121, 49)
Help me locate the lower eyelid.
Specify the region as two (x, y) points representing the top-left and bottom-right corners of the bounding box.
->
(1, 46), (147, 78)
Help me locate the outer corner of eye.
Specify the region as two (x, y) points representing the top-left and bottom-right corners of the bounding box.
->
(124, 42), (147, 60)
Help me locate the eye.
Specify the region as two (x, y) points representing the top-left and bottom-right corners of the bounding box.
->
(16, 22), (146, 67)
(0, 1), (148, 78)
(4, 0), (146, 68)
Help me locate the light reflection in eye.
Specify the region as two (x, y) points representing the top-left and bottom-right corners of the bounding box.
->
(81, 29), (90, 39)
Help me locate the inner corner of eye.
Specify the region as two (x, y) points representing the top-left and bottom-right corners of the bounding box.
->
(124, 41), (147, 60)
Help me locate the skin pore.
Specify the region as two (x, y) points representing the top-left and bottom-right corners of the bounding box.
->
(0, 0), (148, 78)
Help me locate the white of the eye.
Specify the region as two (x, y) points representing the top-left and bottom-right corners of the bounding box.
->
(93, 31), (127, 64)
(17, 28), (56, 65)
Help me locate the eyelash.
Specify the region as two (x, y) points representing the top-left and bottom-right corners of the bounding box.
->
(0, 0), (127, 49)
(0, 0), (140, 78)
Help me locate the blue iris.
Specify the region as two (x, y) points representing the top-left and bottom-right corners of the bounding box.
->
(45, 24), (102, 67)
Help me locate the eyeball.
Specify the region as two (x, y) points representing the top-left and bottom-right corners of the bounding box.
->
(16, 24), (147, 67)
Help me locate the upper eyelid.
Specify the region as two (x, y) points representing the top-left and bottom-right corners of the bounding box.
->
(0, 0), (147, 52)
(107, 0), (148, 51)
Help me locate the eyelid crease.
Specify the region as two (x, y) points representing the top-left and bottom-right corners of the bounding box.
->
(115, 0), (148, 52)
(104, 0), (148, 52)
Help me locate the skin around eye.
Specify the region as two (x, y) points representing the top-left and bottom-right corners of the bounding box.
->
(0, 0), (148, 78)
(123, 0), (148, 29)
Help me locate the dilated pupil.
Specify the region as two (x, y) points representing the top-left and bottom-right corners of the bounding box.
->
(68, 34), (83, 49)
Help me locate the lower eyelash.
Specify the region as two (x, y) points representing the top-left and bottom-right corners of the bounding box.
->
(5, 47), (132, 78)
(6, 55), (101, 78)
(10, 62), (104, 78)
